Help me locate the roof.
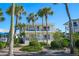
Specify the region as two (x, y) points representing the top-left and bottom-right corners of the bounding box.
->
(26, 24), (54, 27)
(64, 18), (79, 25)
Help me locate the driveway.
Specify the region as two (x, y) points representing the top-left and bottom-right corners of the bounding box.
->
(0, 48), (74, 56)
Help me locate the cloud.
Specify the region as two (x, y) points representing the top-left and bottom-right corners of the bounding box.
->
(0, 29), (9, 33)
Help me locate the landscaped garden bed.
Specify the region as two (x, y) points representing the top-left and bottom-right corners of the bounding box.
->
(20, 40), (43, 52)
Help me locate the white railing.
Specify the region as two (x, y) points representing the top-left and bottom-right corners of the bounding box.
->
(0, 37), (7, 42)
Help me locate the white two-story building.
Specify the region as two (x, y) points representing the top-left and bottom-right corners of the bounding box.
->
(64, 19), (79, 33)
(0, 24), (59, 45)
(17, 24), (59, 45)
(64, 19), (79, 38)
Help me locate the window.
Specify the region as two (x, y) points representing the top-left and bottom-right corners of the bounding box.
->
(73, 22), (78, 26)
(43, 26), (50, 31)
(44, 34), (50, 39)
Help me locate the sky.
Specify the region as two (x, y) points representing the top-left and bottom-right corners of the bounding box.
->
(0, 3), (79, 32)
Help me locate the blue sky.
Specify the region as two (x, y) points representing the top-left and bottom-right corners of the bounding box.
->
(0, 3), (79, 32)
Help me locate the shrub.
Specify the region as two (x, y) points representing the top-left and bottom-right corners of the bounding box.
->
(51, 41), (62, 49)
(29, 40), (41, 47)
(75, 40), (79, 48)
(14, 44), (21, 47)
(0, 42), (7, 49)
(20, 45), (42, 52)
(50, 38), (69, 49)
(20, 40), (42, 52)
(14, 38), (20, 44)
(61, 39), (70, 47)
(40, 42), (48, 47)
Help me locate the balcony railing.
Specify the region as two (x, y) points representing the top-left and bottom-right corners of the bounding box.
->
(26, 27), (50, 31)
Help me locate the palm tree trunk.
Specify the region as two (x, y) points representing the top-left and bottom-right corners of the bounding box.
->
(45, 15), (48, 44)
(35, 22), (37, 39)
(65, 3), (74, 54)
(32, 21), (36, 39)
(42, 17), (44, 42)
(14, 15), (19, 38)
(28, 22), (30, 40)
(8, 3), (15, 56)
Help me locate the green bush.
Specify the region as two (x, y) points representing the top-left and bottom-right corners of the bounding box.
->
(14, 38), (20, 44)
(51, 41), (62, 49)
(75, 40), (79, 48)
(62, 39), (70, 47)
(20, 45), (42, 52)
(14, 44), (21, 47)
(0, 42), (7, 49)
(14, 38), (20, 47)
(50, 39), (69, 49)
(29, 40), (41, 47)
(40, 42), (47, 47)
(20, 40), (42, 52)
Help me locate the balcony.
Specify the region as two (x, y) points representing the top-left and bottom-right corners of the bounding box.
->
(26, 26), (50, 31)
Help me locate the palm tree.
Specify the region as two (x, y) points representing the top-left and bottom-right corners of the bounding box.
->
(27, 15), (31, 40)
(6, 4), (25, 37)
(16, 23), (26, 41)
(42, 7), (53, 44)
(8, 3), (15, 56)
(22, 11), (27, 30)
(22, 23), (26, 33)
(37, 9), (44, 41)
(0, 8), (4, 22)
(16, 23), (23, 34)
(15, 5), (25, 34)
(54, 3), (74, 54)
(37, 9), (44, 29)
(27, 13), (38, 38)
(27, 14), (31, 31)
(64, 3), (74, 54)
(22, 23), (26, 38)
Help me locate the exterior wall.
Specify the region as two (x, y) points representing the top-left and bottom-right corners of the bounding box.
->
(20, 25), (57, 45)
(64, 20), (79, 33)
(0, 37), (7, 42)
(0, 33), (8, 42)
(64, 19), (79, 39)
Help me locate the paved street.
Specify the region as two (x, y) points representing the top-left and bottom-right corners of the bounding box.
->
(0, 48), (74, 56)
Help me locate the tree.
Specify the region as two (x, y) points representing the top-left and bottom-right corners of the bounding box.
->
(37, 9), (44, 31)
(0, 8), (5, 22)
(54, 3), (74, 54)
(6, 4), (25, 37)
(8, 3), (15, 56)
(72, 33), (79, 48)
(72, 33), (79, 41)
(37, 9), (44, 41)
(22, 23), (26, 33)
(14, 5), (24, 36)
(42, 7), (53, 44)
(16, 23), (23, 34)
(53, 31), (63, 41)
(64, 3), (74, 54)
(17, 23), (26, 39)
(27, 14), (31, 30)
(27, 13), (38, 38)
(27, 14), (32, 40)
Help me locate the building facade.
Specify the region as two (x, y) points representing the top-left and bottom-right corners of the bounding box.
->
(64, 19), (79, 33)
(0, 24), (59, 45)
(64, 19), (79, 38)
(0, 32), (8, 42)
(17, 24), (59, 45)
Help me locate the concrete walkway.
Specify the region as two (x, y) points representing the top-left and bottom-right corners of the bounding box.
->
(0, 47), (74, 56)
